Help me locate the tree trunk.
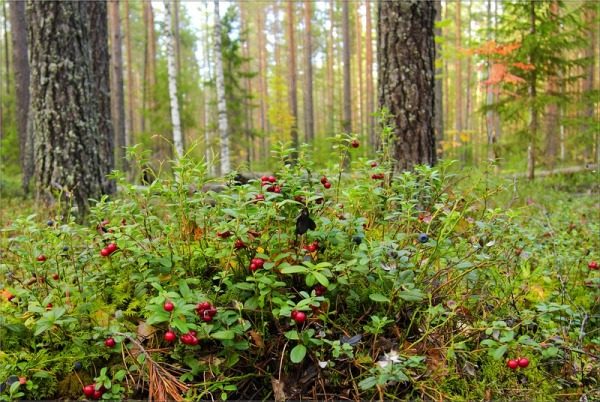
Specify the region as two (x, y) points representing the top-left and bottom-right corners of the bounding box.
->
(163, 0), (183, 158)
(9, 0), (33, 193)
(203, 1), (214, 174)
(378, 0), (437, 171)
(582, 5), (597, 163)
(303, 1), (314, 143)
(142, 2), (156, 136)
(214, 1), (230, 174)
(356, 5), (364, 142)
(173, 0), (181, 76)
(365, 0), (375, 149)
(257, 9), (269, 159)
(485, 0), (499, 163)
(2, 1), (8, 96)
(108, 0), (128, 172)
(433, 0), (443, 157)
(454, 0), (462, 159)
(28, 0), (114, 214)
(527, 0), (537, 180)
(544, 0), (559, 169)
(342, 0), (352, 134)
(124, 0), (134, 152)
(327, 0), (335, 136)
(287, 0), (299, 153)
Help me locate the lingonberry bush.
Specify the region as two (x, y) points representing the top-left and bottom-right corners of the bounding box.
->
(0, 140), (598, 400)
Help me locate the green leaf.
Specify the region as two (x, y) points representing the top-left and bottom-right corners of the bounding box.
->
(290, 344), (307, 363)
(312, 271), (329, 287)
(398, 289), (425, 302)
(358, 376), (379, 390)
(492, 344), (508, 360)
(212, 330), (235, 340)
(280, 265), (308, 274)
(369, 293), (390, 303)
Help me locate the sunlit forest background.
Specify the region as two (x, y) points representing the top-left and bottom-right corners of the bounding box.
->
(0, 0), (598, 184)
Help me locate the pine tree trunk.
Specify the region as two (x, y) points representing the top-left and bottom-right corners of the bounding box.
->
(287, 0), (299, 153)
(527, 0), (537, 181)
(303, 1), (314, 143)
(108, 0), (128, 172)
(433, 0), (443, 156)
(365, 0), (375, 149)
(544, 0), (560, 169)
(142, 2), (157, 138)
(214, 1), (230, 174)
(485, 0), (498, 163)
(28, 0), (114, 214)
(124, 0), (134, 151)
(203, 1), (214, 173)
(327, 0), (335, 135)
(356, 5), (364, 142)
(583, 5), (597, 163)
(342, 0), (352, 134)
(163, 0), (183, 157)
(378, 0), (437, 171)
(454, 0), (463, 159)
(257, 9), (269, 160)
(2, 1), (8, 95)
(9, 0), (33, 193)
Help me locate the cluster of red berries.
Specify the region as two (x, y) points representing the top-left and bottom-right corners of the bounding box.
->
(180, 330), (200, 345)
(506, 357), (529, 370)
(261, 175), (281, 193)
(320, 176), (332, 189)
(371, 173), (385, 180)
(36, 254), (47, 262)
(291, 309), (307, 324)
(83, 384), (104, 400)
(588, 261), (598, 270)
(196, 301), (217, 322)
(249, 257), (265, 272)
(304, 241), (319, 253)
(100, 242), (118, 257)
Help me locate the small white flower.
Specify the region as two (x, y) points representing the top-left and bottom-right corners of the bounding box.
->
(377, 359), (391, 368)
(318, 361), (329, 368)
(385, 350), (401, 363)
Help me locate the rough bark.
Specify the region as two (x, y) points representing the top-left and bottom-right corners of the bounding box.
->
(433, 0), (443, 155)
(9, 0), (33, 192)
(454, 0), (463, 155)
(303, 1), (314, 143)
(527, 0), (537, 180)
(164, 0), (183, 158)
(582, 5), (597, 163)
(287, 0), (299, 153)
(108, 0), (128, 172)
(342, 0), (352, 134)
(28, 0), (114, 214)
(378, 0), (437, 171)
(355, 5), (363, 140)
(365, 0), (375, 148)
(214, 1), (230, 174)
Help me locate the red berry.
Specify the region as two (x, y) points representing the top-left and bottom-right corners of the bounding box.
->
(234, 239), (246, 249)
(202, 312), (213, 322)
(291, 310), (298, 319)
(106, 242), (118, 254)
(36, 255), (47, 262)
(351, 139), (359, 148)
(197, 301), (211, 311)
(18, 377), (26, 385)
(370, 161), (378, 167)
(93, 390), (102, 400)
(314, 285), (327, 296)
(217, 231), (231, 239)
(517, 357), (529, 368)
(104, 337), (116, 348)
(261, 175), (269, 182)
(308, 244), (317, 253)
(255, 194), (265, 201)
(323, 182), (331, 189)
(83, 385), (95, 397)
(163, 301), (175, 312)
(207, 307), (218, 317)
(180, 334), (192, 344)
(268, 175), (276, 183)
(164, 330), (177, 343)
(100, 248), (110, 257)
(507, 359), (518, 370)
(249, 263), (258, 272)
(320, 176), (328, 185)
(274, 185), (281, 193)
(588, 261), (599, 270)
(293, 311), (306, 324)
(52, 273), (59, 280)
(46, 303), (53, 310)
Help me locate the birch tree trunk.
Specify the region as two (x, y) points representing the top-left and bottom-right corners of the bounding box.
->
(163, 0), (183, 157)
(9, 0), (33, 193)
(214, 1), (230, 174)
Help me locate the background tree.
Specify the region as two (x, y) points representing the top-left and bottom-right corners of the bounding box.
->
(378, 0), (437, 171)
(28, 0), (114, 213)
(286, 0), (299, 154)
(108, 0), (127, 172)
(164, 0), (183, 157)
(303, 1), (314, 143)
(214, 1), (230, 175)
(342, 0), (351, 134)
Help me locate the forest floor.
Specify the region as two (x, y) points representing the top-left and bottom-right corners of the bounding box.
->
(0, 160), (598, 401)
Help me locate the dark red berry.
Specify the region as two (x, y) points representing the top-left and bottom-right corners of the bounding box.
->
(267, 176), (276, 183)
(249, 263), (258, 272)
(93, 390), (102, 399)
(323, 182), (331, 189)
(52, 273), (59, 280)
(314, 285), (327, 296)
(36, 255), (47, 262)
(293, 311), (306, 324)
(370, 161), (378, 167)
(588, 261), (599, 270)
(83, 385), (95, 397)
(104, 337), (116, 348)
(308, 244), (317, 253)
(46, 303), (53, 310)
(291, 310), (298, 319)
(320, 176), (328, 185)
(164, 330), (177, 343)
(517, 357), (529, 368)
(197, 301), (211, 311)
(351, 139), (359, 148)
(100, 248), (110, 257)
(106, 242), (118, 254)
(255, 194), (265, 201)
(261, 175), (269, 182)
(235, 239), (246, 249)
(217, 231), (231, 239)
(507, 359), (518, 370)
